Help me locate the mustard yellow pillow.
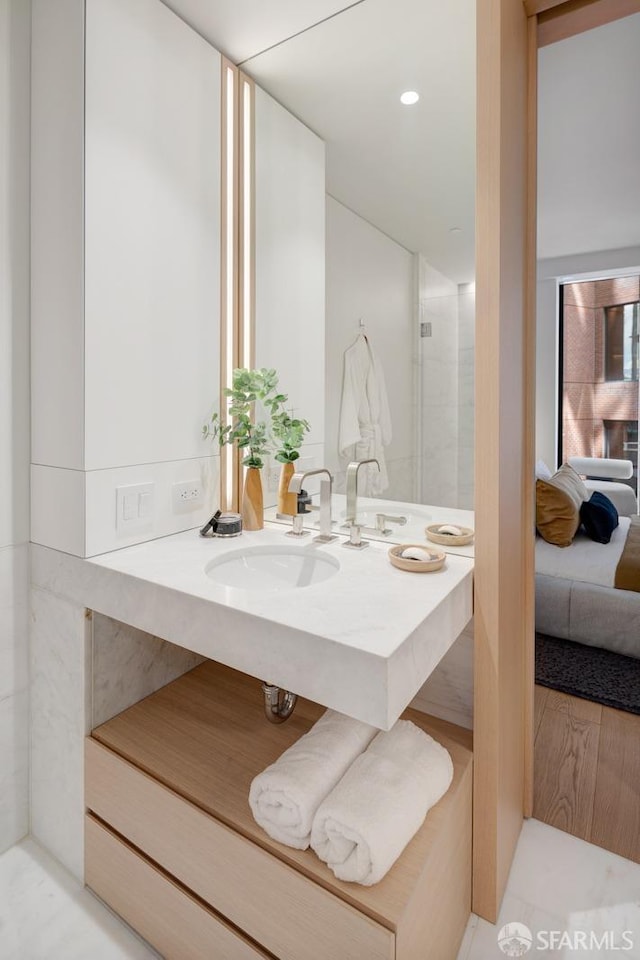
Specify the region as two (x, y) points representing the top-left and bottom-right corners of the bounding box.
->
(536, 463), (588, 547)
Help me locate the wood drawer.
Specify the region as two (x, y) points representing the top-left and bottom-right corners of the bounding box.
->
(85, 814), (268, 960)
(86, 738), (394, 960)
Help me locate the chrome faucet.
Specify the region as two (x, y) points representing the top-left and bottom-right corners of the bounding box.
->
(288, 468), (337, 543)
(345, 459), (380, 526)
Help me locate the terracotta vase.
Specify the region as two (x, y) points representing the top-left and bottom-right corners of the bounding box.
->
(277, 461), (298, 516)
(242, 467), (264, 531)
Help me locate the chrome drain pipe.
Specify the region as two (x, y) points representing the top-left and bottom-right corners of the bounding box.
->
(262, 683), (298, 723)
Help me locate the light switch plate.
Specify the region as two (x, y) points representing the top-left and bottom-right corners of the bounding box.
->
(116, 483), (155, 531)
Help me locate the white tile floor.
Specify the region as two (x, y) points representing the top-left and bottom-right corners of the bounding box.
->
(0, 839), (158, 960)
(2, 820), (640, 959)
(458, 819), (640, 959)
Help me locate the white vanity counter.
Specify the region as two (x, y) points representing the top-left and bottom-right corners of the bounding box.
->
(32, 524), (472, 729)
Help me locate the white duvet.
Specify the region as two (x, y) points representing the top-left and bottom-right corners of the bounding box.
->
(535, 517), (630, 588)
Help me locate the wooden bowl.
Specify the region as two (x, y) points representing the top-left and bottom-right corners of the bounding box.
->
(388, 544), (446, 573)
(425, 524), (475, 547)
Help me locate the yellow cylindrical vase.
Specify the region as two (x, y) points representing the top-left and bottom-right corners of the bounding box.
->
(277, 461), (298, 516)
(242, 467), (264, 531)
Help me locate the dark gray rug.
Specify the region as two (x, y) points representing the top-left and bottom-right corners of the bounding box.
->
(536, 632), (640, 715)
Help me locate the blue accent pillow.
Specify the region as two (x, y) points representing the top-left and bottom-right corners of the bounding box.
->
(580, 491), (619, 544)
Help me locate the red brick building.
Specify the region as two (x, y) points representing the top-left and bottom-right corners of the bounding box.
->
(562, 275), (639, 485)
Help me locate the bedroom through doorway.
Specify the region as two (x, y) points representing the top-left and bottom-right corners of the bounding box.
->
(535, 273), (640, 863)
(534, 10), (640, 866)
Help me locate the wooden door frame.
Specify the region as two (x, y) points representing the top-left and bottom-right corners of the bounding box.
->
(474, 0), (533, 922)
(474, 0), (639, 924)
(527, 0), (640, 45)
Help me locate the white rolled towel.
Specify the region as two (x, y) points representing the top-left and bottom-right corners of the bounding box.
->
(310, 720), (453, 885)
(249, 710), (377, 849)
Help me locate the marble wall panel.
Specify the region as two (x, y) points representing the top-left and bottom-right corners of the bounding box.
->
(92, 613), (205, 727)
(30, 586), (90, 880)
(411, 620), (474, 729)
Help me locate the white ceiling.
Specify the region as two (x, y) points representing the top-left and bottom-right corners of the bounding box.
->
(538, 13), (640, 261)
(245, 0), (476, 282)
(160, 0), (360, 65)
(162, 0), (476, 283)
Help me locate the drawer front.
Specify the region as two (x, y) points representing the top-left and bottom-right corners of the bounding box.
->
(86, 738), (394, 960)
(85, 815), (268, 960)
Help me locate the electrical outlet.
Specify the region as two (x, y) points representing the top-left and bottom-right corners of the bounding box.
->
(266, 466), (281, 492)
(172, 480), (203, 509)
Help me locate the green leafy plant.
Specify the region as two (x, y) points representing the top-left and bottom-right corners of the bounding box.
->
(203, 367), (311, 469)
(203, 368), (278, 469)
(267, 401), (311, 464)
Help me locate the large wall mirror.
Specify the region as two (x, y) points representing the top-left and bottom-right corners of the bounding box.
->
(243, 0), (476, 546)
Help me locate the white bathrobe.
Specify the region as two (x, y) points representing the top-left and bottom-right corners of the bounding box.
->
(338, 334), (392, 496)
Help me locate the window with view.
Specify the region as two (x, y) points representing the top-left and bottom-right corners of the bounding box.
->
(604, 302), (640, 382)
(604, 420), (638, 489)
(559, 277), (639, 476)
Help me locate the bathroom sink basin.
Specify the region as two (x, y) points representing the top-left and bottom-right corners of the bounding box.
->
(204, 545), (340, 592)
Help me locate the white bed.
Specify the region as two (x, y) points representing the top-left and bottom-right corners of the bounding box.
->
(536, 518), (630, 588)
(535, 518), (640, 659)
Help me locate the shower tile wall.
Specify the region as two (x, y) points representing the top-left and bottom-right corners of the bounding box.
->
(419, 257), (460, 508)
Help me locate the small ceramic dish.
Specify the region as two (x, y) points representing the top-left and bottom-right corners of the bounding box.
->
(388, 543), (446, 573)
(425, 524), (475, 546)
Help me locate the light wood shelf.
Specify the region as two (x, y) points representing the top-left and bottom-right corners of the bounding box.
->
(87, 660), (473, 959)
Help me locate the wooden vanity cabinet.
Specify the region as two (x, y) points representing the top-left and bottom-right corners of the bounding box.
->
(85, 661), (473, 960)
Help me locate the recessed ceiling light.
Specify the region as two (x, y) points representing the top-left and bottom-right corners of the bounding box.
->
(400, 91), (419, 106)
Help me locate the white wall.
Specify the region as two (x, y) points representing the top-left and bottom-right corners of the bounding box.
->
(254, 86), (326, 502)
(0, 0), (30, 853)
(31, 0), (222, 556)
(30, 0), (85, 472)
(418, 258), (459, 507)
(537, 16), (640, 263)
(325, 197), (415, 500)
(536, 246), (640, 470)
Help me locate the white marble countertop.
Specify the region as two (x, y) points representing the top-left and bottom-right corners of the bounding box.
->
(32, 523), (473, 729)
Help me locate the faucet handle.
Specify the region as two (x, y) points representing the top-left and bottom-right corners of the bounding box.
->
(342, 523), (369, 550)
(286, 513), (309, 538)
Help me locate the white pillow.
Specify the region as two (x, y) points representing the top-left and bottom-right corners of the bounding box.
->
(535, 459), (552, 481)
